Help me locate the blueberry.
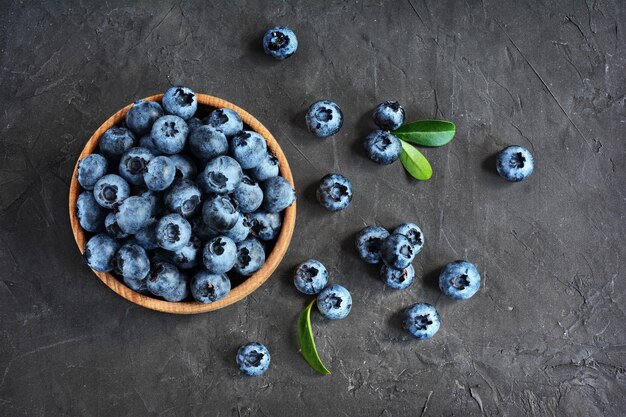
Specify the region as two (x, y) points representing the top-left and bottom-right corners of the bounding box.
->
(115, 195), (153, 234)
(222, 214), (252, 243)
(233, 176), (263, 213)
(93, 174), (130, 209)
(118, 147), (154, 185)
(171, 235), (201, 269)
(316, 173), (352, 212)
(115, 243), (150, 290)
(99, 127), (135, 159)
(202, 195), (240, 231)
(190, 213), (219, 241)
(162, 274), (189, 302)
(137, 188), (163, 217)
(263, 26), (298, 60)
(165, 179), (202, 218)
(261, 176), (295, 213)
(305, 100), (343, 138)
(162, 86), (197, 120)
(134, 221), (159, 250)
(151, 115), (189, 155)
(125, 100), (164, 136)
(403, 303), (440, 340)
(168, 154), (197, 180)
(76, 191), (107, 232)
(237, 342), (271, 377)
(496, 145), (534, 182)
(190, 270), (231, 303)
(373, 100), (405, 131)
(84, 233), (120, 273)
(248, 151), (279, 182)
(77, 154), (108, 190)
(381, 233), (415, 269)
(139, 134), (162, 156)
(202, 236), (237, 274)
(293, 259), (328, 295)
(249, 211), (282, 241)
(317, 284), (352, 320)
(234, 237), (265, 276)
(364, 130), (402, 165)
(188, 125), (228, 160)
(355, 226), (390, 264)
(105, 212), (128, 239)
(156, 213), (192, 251)
(144, 156), (176, 191)
(438, 260), (480, 300)
(197, 156), (243, 194)
(147, 262), (181, 297)
(380, 264), (415, 290)
(393, 223), (424, 255)
(187, 117), (203, 131)
(204, 108), (244, 138)
(230, 131), (267, 169)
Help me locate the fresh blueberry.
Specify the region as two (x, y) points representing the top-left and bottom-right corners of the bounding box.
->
(115, 243), (150, 290)
(248, 151), (279, 182)
(230, 131), (267, 169)
(125, 100), (164, 136)
(202, 236), (237, 274)
(234, 237), (265, 276)
(134, 221), (159, 250)
(165, 179), (202, 218)
(305, 100), (343, 138)
(151, 115), (189, 155)
(137, 188), (163, 217)
(139, 134), (162, 156)
(381, 233), (416, 269)
(263, 26), (298, 60)
(156, 213), (192, 251)
(84, 234), (120, 273)
(249, 211), (282, 241)
(202, 195), (240, 231)
(187, 117), (203, 131)
(355, 226), (390, 264)
(261, 176), (295, 213)
(144, 156), (176, 191)
(147, 262), (181, 297)
(168, 154), (197, 180)
(99, 127), (135, 159)
(222, 214), (252, 243)
(93, 174), (130, 209)
(197, 156), (243, 194)
(76, 191), (107, 232)
(237, 342), (271, 376)
(293, 259), (328, 295)
(115, 195), (153, 234)
(438, 260), (480, 300)
(373, 100), (405, 131)
(317, 284), (352, 320)
(190, 213), (219, 241)
(118, 147), (154, 185)
(190, 270), (231, 303)
(104, 212), (128, 239)
(496, 145), (534, 182)
(162, 86), (197, 120)
(162, 274), (189, 302)
(364, 130), (402, 165)
(77, 154), (108, 190)
(403, 303), (440, 340)
(380, 264), (415, 290)
(203, 108), (243, 138)
(393, 223), (424, 255)
(233, 176), (263, 213)
(316, 173), (352, 212)
(171, 235), (201, 269)
(188, 125), (228, 160)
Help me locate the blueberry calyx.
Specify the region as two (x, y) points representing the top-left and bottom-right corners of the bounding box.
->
(414, 314), (433, 331)
(101, 185), (118, 203)
(327, 294), (342, 308)
(208, 172), (228, 188)
(211, 238), (226, 255)
(238, 248), (251, 268)
(315, 108), (332, 123)
(510, 152), (526, 169)
(162, 121), (179, 138)
(329, 183), (348, 201)
(400, 244), (413, 257)
(174, 88), (195, 106)
(244, 350), (264, 367)
(164, 223), (181, 243)
(268, 32), (289, 51)
(451, 274), (470, 290)
(127, 157), (147, 174)
(302, 267), (318, 281)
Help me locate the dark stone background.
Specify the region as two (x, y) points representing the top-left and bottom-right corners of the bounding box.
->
(1, 1), (624, 416)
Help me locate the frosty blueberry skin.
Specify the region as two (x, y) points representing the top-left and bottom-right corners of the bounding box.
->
(115, 243), (150, 290)
(150, 115), (189, 155)
(197, 156), (243, 195)
(364, 130), (402, 165)
(204, 108), (243, 138)
(438, 260), (480, 300)
(99, 127), (135, 160)
(84, 234), (120, 273)
(237, 342), (271, 376)
(190, 270), (231, 303)
(380, 264), (415, 290)
(372, 100), (405, 131)
(162, 86), (197, 120)
(155, 213), (192, 251)
(381, 233), (416, 270)
(76, 191), (107, 232)
(188, 125), (228, 160)
(147, 262), (182, 297)
(263, 26), (298, 60)
(93, 174), (130, 209)
(118, 147), (155, 186)
(115, 195), (153, 234)
(496, 145), (534, 182)
(355, 226), (390, 264)
(77, 154), (108, 190)
(249, 211), (282, 241)
(305, 100), (343, 138)
(261, 176), (295, 213)
(317, 284), (352, 320)
(316, 173), (353, 212)
(125, 100), (164, 136)
(144, 156), (176, 192)
(293, 259), (329, 295)
(403, 303), (440, 340)
(393, 223), (424, 255)
(202, 236), (237, 274)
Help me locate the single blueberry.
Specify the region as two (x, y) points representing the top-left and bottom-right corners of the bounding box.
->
(171, 235), (201, 269)
(372, 100), (405, 131)
(248, 151), (279, 182)
(234, 237), (265, 276)
(202, 194), (240, 231)
(263, 26), (298, 60)
(144, 156), (176, 191)
(118, 147), (154, 185)
(156, 213), (192, 251)
(162, 274), (189, 302)
(233, 175), (263, 213)
(317, 284), (352, 320)
(197, 156), (243, 195)
(438, 260), (480, 300)
(188, 125), (228, 160)
(99, 127), (135, 159)
(84, 234), (120, 273)
(393, 223), (424, 255)
(305, 100), (343, 138)
(190, 270), (231, 303)
(222, 214), (253, 243)
(147, 262), (181, 297)
(230, 131), (267, 169)
(125, 100), (164, 136)
(236, 342), (271, 377)
(115, 243), (150, 290)
(403, 303), (440, 340)
(104, 211), (128, 239)
(162, 86), (197, 120)
(496, 145), (534, 182)
(293, 259), (329, 295)
(202, 235), (237, 274)
(76, 191), (107, 232)
(151, 115), (189, 155)
(93, 174), (130, 209)
(381, 233), (416, 270)
(204, 108), (243, 138)
(355, 226), (390, 264)
(165, 179), (202, 218)
(77, 154), (108, 190)
(168, 154), (197, 180)
(249, 211), (282, 241)
(261, 176), (295, 213)
(115, 195), (153, 234)
(380, 264), (415, 290)
(316, 173), (352, 212)
(364, 130), (402, 165)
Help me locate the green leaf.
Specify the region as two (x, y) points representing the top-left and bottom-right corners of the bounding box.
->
(297, 299), (331, 375)
(400, 140), (433, 180)
(393, 120), (456, 147)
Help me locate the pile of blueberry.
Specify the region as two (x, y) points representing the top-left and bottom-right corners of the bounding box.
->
(76, 86), (295, 304)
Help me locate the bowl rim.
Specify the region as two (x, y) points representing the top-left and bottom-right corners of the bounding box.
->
(68, 93), (296, 314)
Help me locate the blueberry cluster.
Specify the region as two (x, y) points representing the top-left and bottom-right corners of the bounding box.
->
(293, 259), (352, 320)
(77, 86), (295, 304)
(363, 101), (405, 165)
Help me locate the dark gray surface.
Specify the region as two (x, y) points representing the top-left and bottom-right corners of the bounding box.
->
(1, 1), (625, 416)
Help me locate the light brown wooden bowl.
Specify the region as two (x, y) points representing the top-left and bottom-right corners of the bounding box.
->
(69, 93), (296, 314)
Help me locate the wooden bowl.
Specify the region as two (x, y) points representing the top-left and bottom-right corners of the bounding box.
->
(69, 94), (296, 314)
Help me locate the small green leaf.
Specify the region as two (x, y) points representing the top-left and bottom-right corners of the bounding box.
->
(400, 140), (433, 180)
(297, 299), (331, 375)
(393, 120), (456, 147)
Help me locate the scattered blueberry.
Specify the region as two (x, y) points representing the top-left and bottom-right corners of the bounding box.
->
(99, 127), (135, 159)
(76, 191), (107, 232)
(305, 100), (343, 138)
(202, 195), (240, 231)
(230, 131), (267, 169)
(115, 195), (153, 234)
(234, 237), (265, 276)
(237, 342), (271, 376)
(125, 100), (164, 136)
(373, 100), (405, 131)
(316, 173), (352, 212)
(496, 145), (534, 182)
(438, 260), (480, 300)
(381, 233), (415, 269)
(261, 176), (295, 213)
(147, 262), (182, 297)
(204, 108), (243, 138)
(355, 226), (390, 264)
(104, 212), (128, 239)
(197, 156), (243, 195)
(293, 259), (328, 295)
(249, 211), (282, 241)
(380, 264), (415, 290)
(403, 303), (440, 340)
(249, 151), (279, 182)
(144, 156), (176, 191)
(150, 115), (189, 155)
(190, 270), (231, 303)
(233, 176), (263, 213)
(77, 154), (108, 190)
(162, 86), (197, 120)
(156, 213), (192, 251)
(263, 26), (298, 60)
(165, 179), (202, 218)
(202, 236), (237, 274)
(317, 284), (352, 320)
(93, 174), (130, 209)
(364, 130), (402, 165)
(84, 234), (120, 273)
(118, 147), (154, 185)
(115, 243), (150, 290)
(188, 125), (228, 160)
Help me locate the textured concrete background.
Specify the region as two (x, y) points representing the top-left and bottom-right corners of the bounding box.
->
(1, 1), (625, 416)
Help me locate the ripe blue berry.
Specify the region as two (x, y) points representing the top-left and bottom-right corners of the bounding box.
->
(317, 284), (352, 320)
(263, 26), (298, 60)
(237, 342), (271, 376)
(316, 173), (352, 212)
(305, 100), (343, 138)
(403, 303), (440, 340)
(438, 260), (480, 300)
